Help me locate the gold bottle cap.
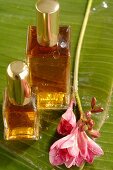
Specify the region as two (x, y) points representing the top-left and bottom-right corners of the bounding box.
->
(7, 61), (31, 105)
(36, 0), (59, 47)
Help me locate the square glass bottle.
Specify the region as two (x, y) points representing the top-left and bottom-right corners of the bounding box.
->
(26, 0), (71, 109)
(2, 61), (39, 140)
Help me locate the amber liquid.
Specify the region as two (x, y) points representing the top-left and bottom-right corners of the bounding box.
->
(3, 91), (38, 140)
(26, 26), (71, 109)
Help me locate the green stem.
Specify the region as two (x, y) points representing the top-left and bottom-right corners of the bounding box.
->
(73, 0), (93, 118)
(75, 91), (84, 119)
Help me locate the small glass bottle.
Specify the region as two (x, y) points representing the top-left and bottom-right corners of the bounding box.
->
(26, 0), (71, 109)
(2, 61), (39, 140)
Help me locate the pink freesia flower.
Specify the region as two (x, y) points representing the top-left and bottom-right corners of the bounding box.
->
(49, 127), (79, 167)
(57, 100), (76, 135)
(49, 97), (104, 168)
(49, 125), (103, 168)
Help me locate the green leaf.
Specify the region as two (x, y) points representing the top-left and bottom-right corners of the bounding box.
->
(0, 0), (113, 170)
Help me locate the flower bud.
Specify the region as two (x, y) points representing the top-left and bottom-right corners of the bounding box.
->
(91, 107), (104, 113)
(89, 130), (100, 138)
(87, 119), (94, 130)
(85, 111), (91, 118)
(91, 97), (96, 109)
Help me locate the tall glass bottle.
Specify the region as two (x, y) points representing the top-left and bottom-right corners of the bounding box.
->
(2, 61), (39, 140)
(26, 0), (71, 109)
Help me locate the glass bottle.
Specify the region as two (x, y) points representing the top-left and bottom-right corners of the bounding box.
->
(26, 0), (71, 109)
(2, 61), (39, 140)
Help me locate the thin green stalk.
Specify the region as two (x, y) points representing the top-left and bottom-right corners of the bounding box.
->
(73, 0), (93, 117)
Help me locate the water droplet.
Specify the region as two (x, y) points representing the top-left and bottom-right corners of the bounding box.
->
(91, 1), (109, 14)
(40, 135), (42, 139)
(102, 1), (108, 8)
(92, 7), (96, 11)
(60, 41), (67, 48)
(106, 114), (109, 120)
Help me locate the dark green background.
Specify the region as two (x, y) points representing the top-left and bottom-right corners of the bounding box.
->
(0, 0), (113, 169)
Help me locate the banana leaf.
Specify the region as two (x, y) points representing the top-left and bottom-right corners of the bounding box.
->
(0, 0), (113, 169)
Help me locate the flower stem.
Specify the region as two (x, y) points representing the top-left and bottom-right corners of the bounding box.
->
(73, 0), (93, 117)
(75, 91), (84, 119)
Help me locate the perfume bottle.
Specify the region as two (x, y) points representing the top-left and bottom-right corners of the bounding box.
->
(26, 0), (71, 109)
(2, 61), (39, 140)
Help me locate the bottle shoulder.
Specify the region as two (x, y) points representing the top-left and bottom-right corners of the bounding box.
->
(26, 25), (71, 58)
(3, 89), (37, 112)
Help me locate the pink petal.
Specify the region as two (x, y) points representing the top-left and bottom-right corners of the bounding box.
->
(65, 157), (75, 168)
(60, 127), (78, 149)
(57, 118), (73, 135)
(60, 135), (75, 149)
(50, 146), (57, 156)
(74, 153), (84, 167)
(61, 149), (70, 162)
(87, 136), (104, 156)
(78, 131), (88, 158)
(86, 149), (95, 164)
(67, 133), (79, 157)
(62, 109), (76, 127)
(49, 146), (64, 165)
(59, 149), (69, 162)
(50, 134), (71, 150)
(60, 99), (76, 126)
(67, 143), (79, 157)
